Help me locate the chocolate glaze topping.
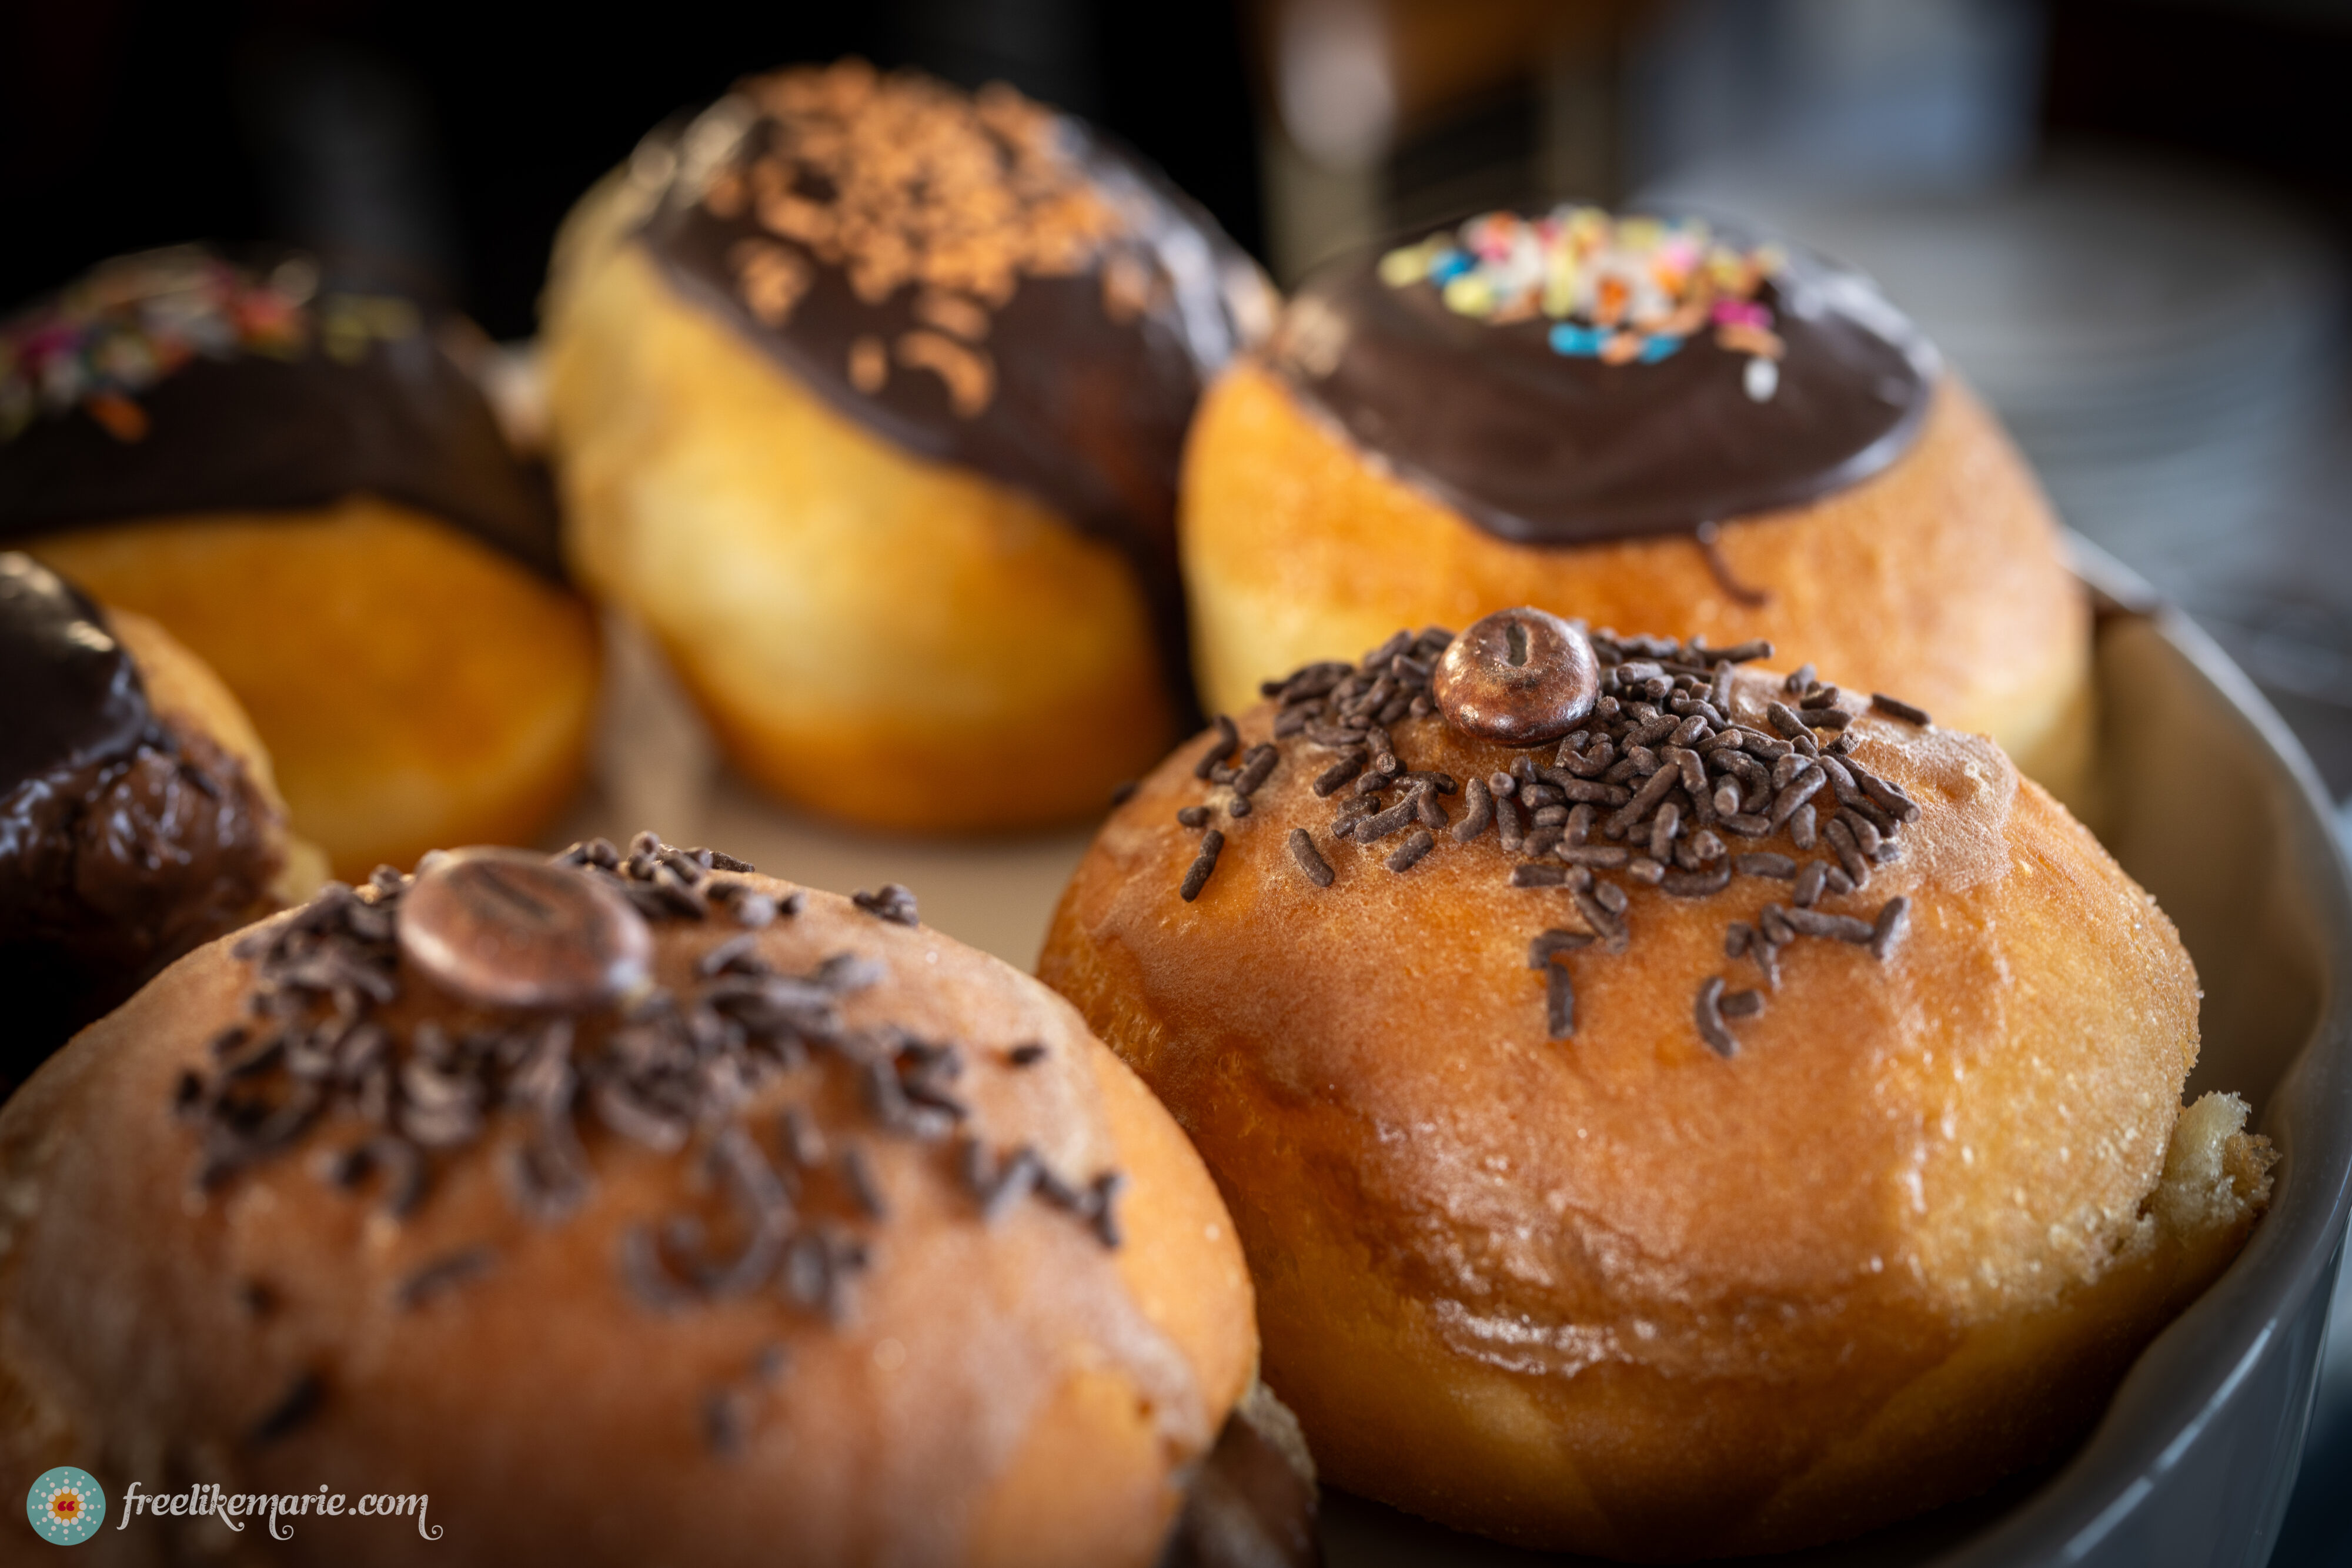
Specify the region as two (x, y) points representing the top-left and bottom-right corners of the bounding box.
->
(1271, 209), (1939, 544)
(0, 551), (149, 788)
(0, 555), (283, 1078)
(0, 248), (561, 576)
(624, 63), (1272, 695)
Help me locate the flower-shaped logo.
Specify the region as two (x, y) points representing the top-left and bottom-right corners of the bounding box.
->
(25, 1467), (105, 1544)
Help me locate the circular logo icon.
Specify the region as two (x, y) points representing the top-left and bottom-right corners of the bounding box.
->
(26, 1468), (103, 1544)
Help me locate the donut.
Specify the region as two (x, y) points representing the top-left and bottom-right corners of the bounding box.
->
(0, 551), (321, 1084)
(0, 836), (1318, 1566)
(542, 61), (1272, 832)
(1038, 609), (2271, 1559)
(1, 246), (602, 880)
(1181, 207), (2092, 811)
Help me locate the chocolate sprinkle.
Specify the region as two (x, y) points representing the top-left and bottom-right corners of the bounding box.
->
(1784, 908), (1875, 943)
(1530, 929), (1596, 967)
(1871, 897), (1912, 960)
(1720, 988), (1765, 1019)
(1312, 751), (1368, 797)
(1287, 828), (1335, 888)
(1195, 714), (1240, 780)
(1353, 790), (1425, 843)
(841, 1145), (890, 1219)
(1823, 818), (1873, 888)
(1386, 828), (1435, 873)
(851, 884), (920, 926)
(1693, 977), (1738, 1058)
(397, 1245), (497, 1310)
(1452, 775), (1495, 844)
(1870, 693), (1931, 726)
(1661, 865), (1732, 897)
(703, 1388), (753, 1457)
(1546, 964), (1576, 1039)
(1696, 521), (1773, 608)
(1180, 830), (1225, 902)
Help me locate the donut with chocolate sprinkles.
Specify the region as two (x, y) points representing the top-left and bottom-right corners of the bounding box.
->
(1041, 618), (2271, 1560)
(0, 837), (1317, 1566)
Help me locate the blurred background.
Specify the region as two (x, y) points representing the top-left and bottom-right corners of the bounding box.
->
(4, 0), (2348, 1558)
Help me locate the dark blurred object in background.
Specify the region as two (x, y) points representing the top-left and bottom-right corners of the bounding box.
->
(0, 2), (1262, 339)
(1249, 0), (1645, 281)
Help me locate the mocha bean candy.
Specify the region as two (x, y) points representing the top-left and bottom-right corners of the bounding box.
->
(399, 847), (653, 1010)
(1432, 607), (1599, 747)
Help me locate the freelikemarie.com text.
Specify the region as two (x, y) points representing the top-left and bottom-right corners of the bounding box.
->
(115, 1480), (442, 1541)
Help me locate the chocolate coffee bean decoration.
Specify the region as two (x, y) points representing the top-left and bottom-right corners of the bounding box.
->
(399, 847), (653, 1010)
(1433, 607), (1598, 747)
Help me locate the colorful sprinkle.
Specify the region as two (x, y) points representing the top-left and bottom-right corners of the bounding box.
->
(1548, 323), (1608, 357)
(1, 248), (420, 444)
(1379, 206), (1786, 396)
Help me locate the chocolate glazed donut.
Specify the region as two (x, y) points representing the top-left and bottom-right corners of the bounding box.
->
(628, 73), (1267, 713)
(1183, 206), (2090, 813)
(544, 63), (1274, 832)
(0, 248), (560, 576)
(0, 554), (290, 1078)
(1272, 215), (1938, 544)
